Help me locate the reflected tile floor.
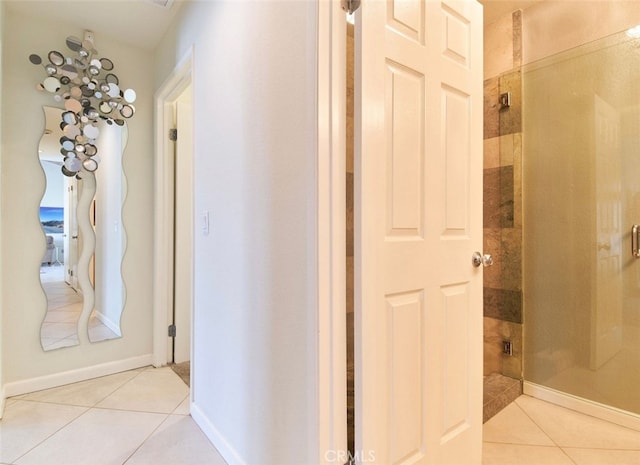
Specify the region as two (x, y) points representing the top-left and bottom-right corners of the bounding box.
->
(1, 367), (228, 465)
(483, 395), (640, 465)
(40, 265), (119, 350)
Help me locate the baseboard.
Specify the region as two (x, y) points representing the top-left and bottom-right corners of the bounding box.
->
(190, 401), (247, 465)
(92, 310), (121, 336)
(3, 354), (153, 398)
(524, 381), (640, 432)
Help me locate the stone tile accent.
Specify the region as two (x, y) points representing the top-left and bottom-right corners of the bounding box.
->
(484, 288), (522, 324)
(483, 165), (514, 229)
(346, 256), (354, 314)
(484, 227), (522, 291)
(484, 137), (500, 169)
(513, 133), (523, 229)
(484, 77), (500, 139)
(347, 23), (354, 174)
(346, 172), (354, 257)
(483, 372), (522, 422)
(484, 317), (523, 377)
(483, 7), (524, 387)
(484, 317), (503, 375)
(484, 11), (515, 79)
(499, 70), (522, 136)
(513, 10), (522, 68)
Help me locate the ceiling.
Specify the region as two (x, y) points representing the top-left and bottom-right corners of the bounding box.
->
(5, 0), (185, 51)
(5, 0), (543, 53)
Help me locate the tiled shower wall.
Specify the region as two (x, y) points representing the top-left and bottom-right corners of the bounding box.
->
(483, 10), (524, 380)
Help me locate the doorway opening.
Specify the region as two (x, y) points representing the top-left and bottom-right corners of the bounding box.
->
(168, 83), (193, 369)
(153, 50), (194, 391)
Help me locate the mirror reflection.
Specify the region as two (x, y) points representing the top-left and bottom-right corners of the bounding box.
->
(39, 106), (127, 350)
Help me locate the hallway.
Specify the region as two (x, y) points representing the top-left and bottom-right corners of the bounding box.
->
(1, 367), (226, 465)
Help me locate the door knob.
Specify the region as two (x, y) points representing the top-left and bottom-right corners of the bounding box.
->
(472, 251), (493, 267)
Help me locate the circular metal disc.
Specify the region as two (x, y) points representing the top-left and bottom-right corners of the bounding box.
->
(105, 73), (119, 85)
(61, 166), (76, 177)
(123, 88), (136, 103)
(100, 58), (114, 71)
(85, 144), (98, 157)
(43, 76), (61, 93)
(48, 50), (64, 66)
(66, 36), (83, 51)
(83, 158), (98, 172)
(120, 105), (134, 119)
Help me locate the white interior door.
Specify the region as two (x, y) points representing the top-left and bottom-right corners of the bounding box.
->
(173, 85), (194, 364)
(355, 0), (483, 463)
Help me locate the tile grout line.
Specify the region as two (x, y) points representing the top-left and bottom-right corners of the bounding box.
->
(513, 397), (580, 465)
(89, 368), (189, 415)
(513, 397), (563, 446)
(89, 368), (149, 407)
(483, 440), (563, 448)
(12, 381), (179, 465)
(9, 403), (90, 465)
(561, 446), (640, 452)
(120, 412), (174, 465)
(90, 405), (182, 415)
(14, 368), (148, 409)
(6, 367), (187, 465)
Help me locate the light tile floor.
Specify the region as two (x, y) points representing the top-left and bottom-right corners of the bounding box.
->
(483, 395), (640, 465)
(1, 367), (228, 465)
(7, 374), (637, 465)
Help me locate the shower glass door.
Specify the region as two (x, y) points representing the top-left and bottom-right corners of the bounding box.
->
(523, 28), (640, 415)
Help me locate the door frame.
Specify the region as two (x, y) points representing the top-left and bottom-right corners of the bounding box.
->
(153, 47), (194, 368)
(316, 1), (348, 462)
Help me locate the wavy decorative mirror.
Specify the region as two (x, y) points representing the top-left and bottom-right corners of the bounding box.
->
(32, 31), (135, 351)
(39, 106), (128, 350)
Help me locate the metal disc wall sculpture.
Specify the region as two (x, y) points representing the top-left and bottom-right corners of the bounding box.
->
(30, 34), (136, 178)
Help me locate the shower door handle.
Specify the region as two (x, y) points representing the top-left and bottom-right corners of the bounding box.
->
(632, 225), (640, 258)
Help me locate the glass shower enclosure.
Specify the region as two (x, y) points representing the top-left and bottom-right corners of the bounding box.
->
(523, 27), (640, 415)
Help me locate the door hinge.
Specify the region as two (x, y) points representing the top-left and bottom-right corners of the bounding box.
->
(341, 0), (360, 15)
(168, 324), (176, 337)
(169, 128), (178, 141)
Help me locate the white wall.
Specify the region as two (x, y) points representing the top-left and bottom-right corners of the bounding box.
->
(1, 9), (154, 387)
(154, 2), (318, 464)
